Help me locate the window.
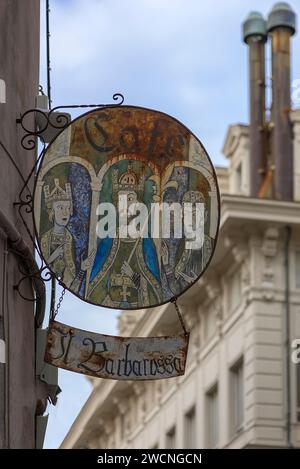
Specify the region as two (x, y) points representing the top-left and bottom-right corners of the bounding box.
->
(206, 385), (219, 448)
(296, 251), (300, 289)
(166, 426), (176, 449)
(184, 406), (196, 448)
(230, 359), (244, 435)
(228, 269), (241, 313)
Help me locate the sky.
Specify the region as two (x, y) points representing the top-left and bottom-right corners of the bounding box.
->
(40, 0), (300, 448)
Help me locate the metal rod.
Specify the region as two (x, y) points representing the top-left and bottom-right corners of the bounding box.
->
(46, 0), (52, 108)
(172, 299), (188, 335)
(50, 278), (56, 321)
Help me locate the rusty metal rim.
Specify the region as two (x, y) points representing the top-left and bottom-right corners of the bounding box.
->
(32, 104), (221, 312)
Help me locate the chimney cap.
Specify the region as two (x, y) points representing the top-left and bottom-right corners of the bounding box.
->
(267, 2), (296, 35)
(243, 12), (267, 44)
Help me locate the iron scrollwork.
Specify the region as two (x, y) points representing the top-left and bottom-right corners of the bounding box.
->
(13, 93), (125, 303)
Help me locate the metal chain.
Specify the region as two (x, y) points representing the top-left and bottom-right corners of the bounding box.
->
(51, 287), (66, 321)
(171, 298), (188, 335)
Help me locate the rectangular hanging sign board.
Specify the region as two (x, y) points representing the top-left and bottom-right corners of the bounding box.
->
(45, 321), (189, 380)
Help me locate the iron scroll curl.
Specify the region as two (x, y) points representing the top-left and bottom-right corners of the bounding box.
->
(13, 94), (125, 303)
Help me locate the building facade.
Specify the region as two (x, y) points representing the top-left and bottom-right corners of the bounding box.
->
(61, 3), (300, 449)
(61, 142), (300, 449)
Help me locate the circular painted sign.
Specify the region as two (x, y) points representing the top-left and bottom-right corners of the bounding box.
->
(34, 106), (220, 310)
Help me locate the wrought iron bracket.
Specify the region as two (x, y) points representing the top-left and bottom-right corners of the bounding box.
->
(13, 93), (125, 303)
(12, 258), (54, 303)
(16, 92), (124, 147)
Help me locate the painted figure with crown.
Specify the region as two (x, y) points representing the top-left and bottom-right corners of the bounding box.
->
(41, 179), (91, 293)
(86, 160), (162, 308)
(173, 190), (213, 294)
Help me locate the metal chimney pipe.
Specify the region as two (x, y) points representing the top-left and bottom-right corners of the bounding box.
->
(267, 2), (296, 200)
(243, 12), (267, 197)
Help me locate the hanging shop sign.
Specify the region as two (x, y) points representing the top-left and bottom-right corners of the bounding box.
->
(32, 103), (220, 381)
(33, 105), (220, 310)
(45, 320), (188, 380)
